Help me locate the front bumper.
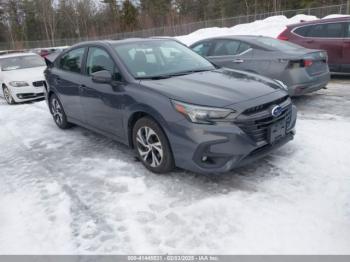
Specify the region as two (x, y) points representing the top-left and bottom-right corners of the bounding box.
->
(9, 82), (45, 102)
(167, 104), (297, 174)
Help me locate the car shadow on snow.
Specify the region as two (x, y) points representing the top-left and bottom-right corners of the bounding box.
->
(43, 120), (294, 199)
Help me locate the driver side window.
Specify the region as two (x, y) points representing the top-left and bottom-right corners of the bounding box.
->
(86, 47), (122, 81)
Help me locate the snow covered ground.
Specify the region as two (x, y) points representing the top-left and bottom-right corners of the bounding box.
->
(175, 14), (349, 46)
(0, 79), (350, 254)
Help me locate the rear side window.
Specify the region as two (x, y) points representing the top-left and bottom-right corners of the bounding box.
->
(324, 23), (344, 37)
(237, 42), (251, 54)
(212, 40), (241, 56)
(191, 42), (213, 56)
(347, 23), (350, 38)
(308, 24), (324, 37)
(59, 48), (85, 73)
(296, 23), (345, 38)
(294, 26), (310, 37)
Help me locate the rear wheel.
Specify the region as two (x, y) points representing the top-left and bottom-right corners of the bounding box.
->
(133, 117), (175, 174)
(3, 86), (15, 105)
(49, 93), (71, 129)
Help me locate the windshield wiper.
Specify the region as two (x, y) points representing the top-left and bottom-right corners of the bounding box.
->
(135, 69), (213, 80)
(136, 75), (173, 80)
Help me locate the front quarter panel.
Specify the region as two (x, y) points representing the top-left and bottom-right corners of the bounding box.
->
(123, 83), (185, 146)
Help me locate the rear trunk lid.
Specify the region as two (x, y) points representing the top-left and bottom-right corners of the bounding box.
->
(302, 50), (328, 76)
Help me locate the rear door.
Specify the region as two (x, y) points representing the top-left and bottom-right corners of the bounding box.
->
(79, 46), (126, 139)
(53, 47), (86, 122)
(207, 39), (252, 71)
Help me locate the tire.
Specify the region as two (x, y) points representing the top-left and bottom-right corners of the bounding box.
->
(3, 85), (16, 105)
(133, 117), (175, 174)
(49, 93), (72, 129)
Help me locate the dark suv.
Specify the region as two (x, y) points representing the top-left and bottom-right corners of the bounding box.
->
(44, 39), (297, 174)
(278, 16), (350, 73)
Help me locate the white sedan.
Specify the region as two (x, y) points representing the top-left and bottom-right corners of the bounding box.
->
(0, 52), (47, 104)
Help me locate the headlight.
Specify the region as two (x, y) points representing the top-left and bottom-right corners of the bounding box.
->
(9, 81), (29, 87)
(172, 100), (237, 124)
(274, 79), (288, 91)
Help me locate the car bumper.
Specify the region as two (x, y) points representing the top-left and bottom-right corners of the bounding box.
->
(167, 105), (297, 174)
(284, 71), (330, 97)
(10, 85), (45, 102)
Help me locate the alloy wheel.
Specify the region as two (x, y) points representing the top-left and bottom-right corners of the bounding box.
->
(51, 98), (63, 126)
(136, 126), (163, 167)
(3, 87), (13, 104)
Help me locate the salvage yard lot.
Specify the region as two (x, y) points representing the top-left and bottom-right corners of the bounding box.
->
(0, 78), (350, 254)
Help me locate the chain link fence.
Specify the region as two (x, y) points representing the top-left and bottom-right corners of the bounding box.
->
(0, 3), (349, 51)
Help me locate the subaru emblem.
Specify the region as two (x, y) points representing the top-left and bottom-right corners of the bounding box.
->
(271, 105), (283, 117)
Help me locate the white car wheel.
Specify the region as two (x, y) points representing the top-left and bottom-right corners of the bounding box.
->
(3, 86), (15, 105)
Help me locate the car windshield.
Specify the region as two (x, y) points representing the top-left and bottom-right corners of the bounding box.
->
(113, 40), (215, 79)
(0, 55), (46, 71)
(255, 37), (301, 51)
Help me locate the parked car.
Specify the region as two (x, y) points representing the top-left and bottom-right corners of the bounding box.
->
(0, 52), (47, 104)
(190, 35), (330, 96)
(277, 16), (350, 74)
(44, 39), (297, 174)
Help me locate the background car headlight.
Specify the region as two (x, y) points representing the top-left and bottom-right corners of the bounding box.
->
(9, 81), (30, 87)
(172, 100), (237, 124)
(274, 79), (288, 91)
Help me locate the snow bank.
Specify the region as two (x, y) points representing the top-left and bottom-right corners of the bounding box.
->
(175, 14), (321, 46)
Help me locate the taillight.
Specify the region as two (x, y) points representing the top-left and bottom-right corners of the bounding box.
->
(277, 28), (289, 41)
(288, 59), (313, 68)
(303, 59), (313, 67)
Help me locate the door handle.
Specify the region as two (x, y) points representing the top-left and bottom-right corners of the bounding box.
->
(232, 59), (244, 63)
(306, 40), (314, 43)
(79, 85), (86, 91)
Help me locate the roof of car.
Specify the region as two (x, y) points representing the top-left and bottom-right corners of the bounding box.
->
(287, 16), (350, 27)
(190, 35), (274, 45)
(0, 52), (39, 59)
(71, 38), (177, 48)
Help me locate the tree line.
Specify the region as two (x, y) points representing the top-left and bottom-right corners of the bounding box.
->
(0, 0), (348, 49)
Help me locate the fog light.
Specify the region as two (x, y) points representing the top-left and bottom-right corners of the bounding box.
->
(202, 156), (208, 162)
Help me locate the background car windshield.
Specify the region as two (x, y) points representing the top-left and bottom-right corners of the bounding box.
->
(113, 40), (215, 78)
(255, 37), (301, 51)
(0, 55), (46, 71)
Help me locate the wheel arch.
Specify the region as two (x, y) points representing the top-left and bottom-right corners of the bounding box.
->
(127, 108), (171, 149)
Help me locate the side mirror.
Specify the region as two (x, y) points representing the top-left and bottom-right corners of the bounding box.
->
(92, 70), (112, 84)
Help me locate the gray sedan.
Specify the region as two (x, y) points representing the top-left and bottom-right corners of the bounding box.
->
(190, 35), (330, 96)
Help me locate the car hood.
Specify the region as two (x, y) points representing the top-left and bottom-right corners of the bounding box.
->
(2, 66), (46, 82)
(140, 69), (285, 108)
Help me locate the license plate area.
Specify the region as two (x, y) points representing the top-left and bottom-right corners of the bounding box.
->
(268, 119), (286, 143)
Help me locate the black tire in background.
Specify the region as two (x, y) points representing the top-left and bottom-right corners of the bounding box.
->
(49, 93), (72, 129)
(133, 117), (175, 174)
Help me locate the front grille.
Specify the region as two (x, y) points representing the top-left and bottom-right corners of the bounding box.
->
(235, 97), (292, 143)
(243, 95), (289, 115)
(33, 81), (45, 87)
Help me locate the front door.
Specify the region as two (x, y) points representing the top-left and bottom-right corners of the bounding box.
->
(79, 47), (125, 139)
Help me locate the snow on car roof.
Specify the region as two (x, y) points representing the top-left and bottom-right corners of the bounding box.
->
(0, 52), (39, 59)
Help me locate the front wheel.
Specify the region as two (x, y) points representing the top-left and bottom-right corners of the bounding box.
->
(49, 93), (71, 129)
(3, 86), (15, 105)
(133, 117), (175, 174)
